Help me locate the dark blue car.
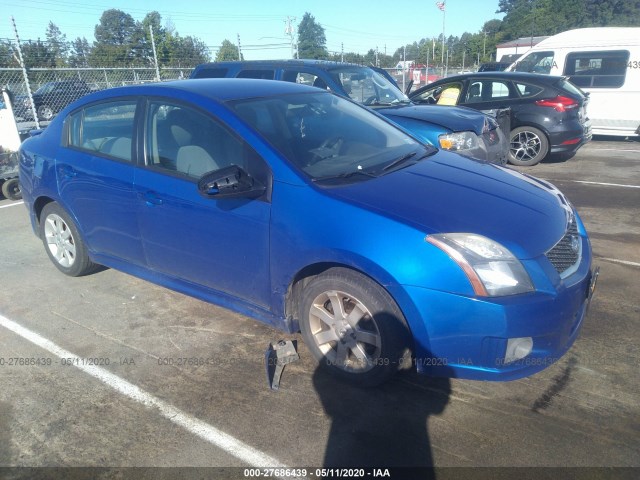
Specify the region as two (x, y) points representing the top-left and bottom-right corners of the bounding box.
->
(190, 60), (508, 165)
(19, 79), (597, 385)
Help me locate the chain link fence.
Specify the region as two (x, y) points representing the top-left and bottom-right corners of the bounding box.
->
(1, 66), (195, 133)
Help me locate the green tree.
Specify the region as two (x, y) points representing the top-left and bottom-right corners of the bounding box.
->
(45, 22), (68, 67)
(497, 0), (640, 40)
(91, 9), (138, 66)
(297, 12), (328, 59)
(69, 37), (91, 67)
(21, 40), (56, 68)
(0, 41), (15, 68)
(215, 39), (241, 61)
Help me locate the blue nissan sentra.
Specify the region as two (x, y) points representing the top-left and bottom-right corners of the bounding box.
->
(19, 79), (598, 386)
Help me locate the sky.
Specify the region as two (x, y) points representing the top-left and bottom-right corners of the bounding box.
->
(1, 0), (504, 60)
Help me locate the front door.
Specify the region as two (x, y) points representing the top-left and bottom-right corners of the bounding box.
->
(135, 100), (272, 308)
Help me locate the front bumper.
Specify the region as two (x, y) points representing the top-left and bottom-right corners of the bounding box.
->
(391, 241), (595, 381)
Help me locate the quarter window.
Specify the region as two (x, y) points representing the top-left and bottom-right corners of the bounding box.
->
(515, 82), (543, 98)
(67, 101), (136, 162)
(564, 50), (629, 88)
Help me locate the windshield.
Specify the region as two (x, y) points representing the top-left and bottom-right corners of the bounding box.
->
(328, 67), (409, 106)
(228, 92), (434, 183)
(35, 82), (56, 95)
(513, 51), (555, 73)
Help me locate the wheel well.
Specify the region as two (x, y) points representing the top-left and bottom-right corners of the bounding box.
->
(33, 196), (55, 227)
(284, 262), (410, 337)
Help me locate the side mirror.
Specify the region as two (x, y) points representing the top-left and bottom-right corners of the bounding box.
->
(198, 165), (265, 199)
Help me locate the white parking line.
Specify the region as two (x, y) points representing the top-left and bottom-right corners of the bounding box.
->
(0, 313), (301, 477)
(588, 148), (640, 153)
(548, 180), (640, 189)
(574, 180), (640, 189)
(599, 257), (640, 268)
(0, 201), (24, 209)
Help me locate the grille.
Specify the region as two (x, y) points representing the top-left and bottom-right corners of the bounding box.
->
(546, 217), (580, 276)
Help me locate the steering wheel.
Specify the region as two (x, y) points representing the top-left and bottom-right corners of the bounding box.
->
(363, 95), (378, 105)
(308, 136), (344, 165)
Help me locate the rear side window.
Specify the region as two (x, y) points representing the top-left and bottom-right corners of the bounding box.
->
(513, 51), (555, 73)
(282, 70), (329, 90)
(236, 69), (275, 80)
(67, 101), (136, 162)
(564, 50), (629, 88)
(464, 80), (515, 103)
(192, 68), (228, 79)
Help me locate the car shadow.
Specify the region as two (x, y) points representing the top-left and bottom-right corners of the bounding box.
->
(313, 362), (452, 478)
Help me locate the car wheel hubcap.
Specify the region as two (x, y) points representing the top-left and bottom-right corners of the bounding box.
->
(44, 214), (76, 267)
(308, 290), (382, 373)
(510, 131), (541, 161)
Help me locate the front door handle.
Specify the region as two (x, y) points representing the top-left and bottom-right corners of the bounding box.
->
(142, 191), (163, 206)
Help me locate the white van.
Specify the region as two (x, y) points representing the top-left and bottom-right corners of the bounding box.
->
(507, 28), (640, 137)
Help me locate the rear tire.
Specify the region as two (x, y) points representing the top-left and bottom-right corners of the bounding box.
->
(299, 267), (410, 386)
(1, 178), (22, 200)
(37, 105), (54, 121)
(40, 202), (97, 276)
(509, 126), (549, 166)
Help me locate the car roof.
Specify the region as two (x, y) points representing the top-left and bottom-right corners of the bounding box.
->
(194, 59), (367, 71)
(426, 71), (563, 84)
(76, 78), (321, 104)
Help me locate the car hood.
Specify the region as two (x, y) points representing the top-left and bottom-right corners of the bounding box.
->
(375, 104), (489, 135)
(327, 152), (570, 259)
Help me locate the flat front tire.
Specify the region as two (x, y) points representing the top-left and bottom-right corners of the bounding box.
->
(40, 202), (97, 276)
(299, 268), (410, 386)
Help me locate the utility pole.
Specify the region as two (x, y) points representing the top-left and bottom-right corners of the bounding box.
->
(149, 25), (160, 81)
(284, 16), (297, 59)
(341, 42), (344, 63)
(375, 46), (379, 67)
(237, 34), (242, 60)
(11, 16), (39, 129)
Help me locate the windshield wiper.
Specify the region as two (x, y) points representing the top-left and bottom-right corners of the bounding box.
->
(382, 150), (435, 173)
(312, 170), (378, 182)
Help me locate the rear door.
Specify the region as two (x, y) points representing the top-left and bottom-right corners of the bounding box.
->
(56, 99), (143, 263)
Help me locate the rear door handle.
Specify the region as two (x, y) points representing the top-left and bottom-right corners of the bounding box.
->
(142, 191), (163, 206)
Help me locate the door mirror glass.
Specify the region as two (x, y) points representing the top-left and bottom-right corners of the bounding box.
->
(198, 165), (265, 199)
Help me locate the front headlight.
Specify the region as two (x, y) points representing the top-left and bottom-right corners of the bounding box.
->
(438, 131), (479, 151)
(426, 233), (534, 296)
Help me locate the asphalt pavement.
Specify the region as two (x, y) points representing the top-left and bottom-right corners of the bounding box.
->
(0, 137), (638, 480)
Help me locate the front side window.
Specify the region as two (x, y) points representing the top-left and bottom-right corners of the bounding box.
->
(145, 101), (266, 183)
(414, 82), (463, 105)
(229, 92), (434, 183)
(67, 100), (136, 162)
(564, 50), (629, 88)
(328, 67), (408, 106)
(513, 51), (555, 73)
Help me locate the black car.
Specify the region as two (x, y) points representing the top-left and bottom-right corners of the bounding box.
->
(15, 80), (92, 122)
(409, 72), (592, 166)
